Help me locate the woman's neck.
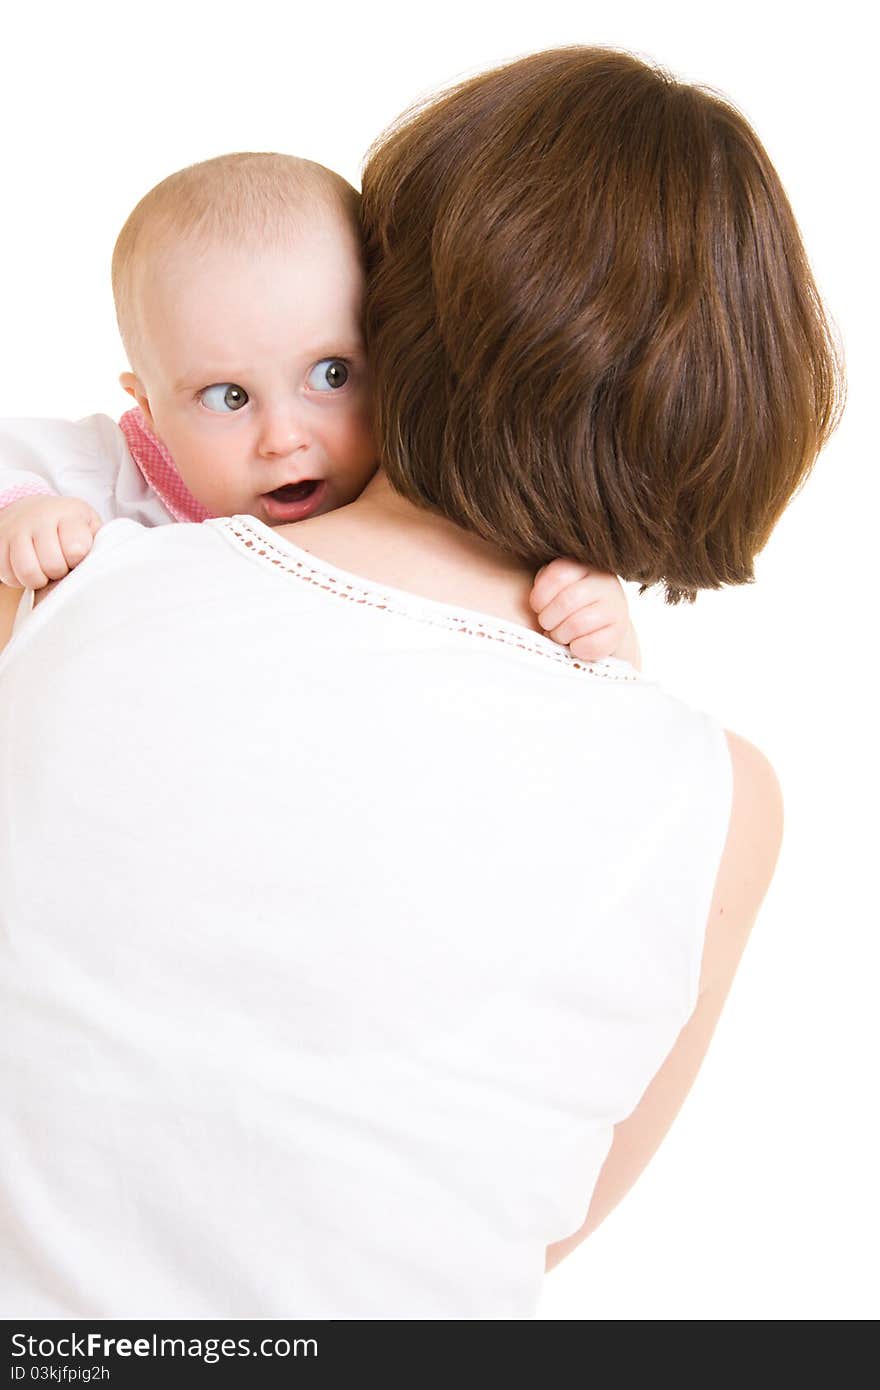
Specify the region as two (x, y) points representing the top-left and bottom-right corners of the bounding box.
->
(275, 470), (542, 633)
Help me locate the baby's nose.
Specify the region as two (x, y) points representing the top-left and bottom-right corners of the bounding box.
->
(257, 407), (309, 458)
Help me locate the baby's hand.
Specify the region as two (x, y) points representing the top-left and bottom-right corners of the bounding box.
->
(530, 558), (640, 668)
(0, 495), (102, 589)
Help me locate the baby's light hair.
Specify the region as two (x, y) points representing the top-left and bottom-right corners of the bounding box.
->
(112, 151), (360, 369)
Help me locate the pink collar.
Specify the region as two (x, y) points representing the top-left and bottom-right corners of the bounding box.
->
(119, 408), (210, 523)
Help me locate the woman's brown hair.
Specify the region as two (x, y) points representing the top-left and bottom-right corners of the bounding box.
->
(360, 47), (844, 602)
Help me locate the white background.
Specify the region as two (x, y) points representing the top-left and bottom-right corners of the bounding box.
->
(1, 0), (875, 1320)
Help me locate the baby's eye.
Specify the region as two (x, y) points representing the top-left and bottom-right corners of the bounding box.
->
(200, 383), (249, 412)
(306, 359), (350, 392)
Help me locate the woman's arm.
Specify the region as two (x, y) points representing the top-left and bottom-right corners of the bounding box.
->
(0, 571), (66, 655)
(545, 731), (784, 1271)
(0, 584), (23, 654)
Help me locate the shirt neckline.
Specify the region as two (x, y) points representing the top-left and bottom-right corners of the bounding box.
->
(212, 515), (642, 683)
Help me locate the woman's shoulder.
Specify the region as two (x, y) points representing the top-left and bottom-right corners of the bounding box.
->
(723, 731), (785, 867)
(698, 731), (784, 995)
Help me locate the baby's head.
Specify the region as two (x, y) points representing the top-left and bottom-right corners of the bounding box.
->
(112, 152), (376, 524)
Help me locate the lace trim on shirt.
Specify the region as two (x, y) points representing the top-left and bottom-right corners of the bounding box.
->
(217, 516), (640, 682)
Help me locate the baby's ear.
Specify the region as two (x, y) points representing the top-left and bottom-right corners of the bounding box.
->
(119, 371), (144, 403)
(119, 373), (154, 425)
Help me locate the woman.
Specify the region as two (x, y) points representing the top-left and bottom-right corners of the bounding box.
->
(0, 48), (840, 1318)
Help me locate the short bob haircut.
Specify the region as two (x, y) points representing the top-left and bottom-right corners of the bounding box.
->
(360, 47), (844, 603)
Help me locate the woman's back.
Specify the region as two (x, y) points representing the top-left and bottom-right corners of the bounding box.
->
(0, 517), (769, 1319)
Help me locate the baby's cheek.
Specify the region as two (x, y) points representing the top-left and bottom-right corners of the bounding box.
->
(180, 441), (243, 512)
(331, 414), (378, 494)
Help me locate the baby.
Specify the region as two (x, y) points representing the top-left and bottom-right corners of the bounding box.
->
(0, 152), (637, 665)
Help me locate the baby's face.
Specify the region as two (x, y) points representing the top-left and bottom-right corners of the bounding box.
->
(126, 216), (376, 525)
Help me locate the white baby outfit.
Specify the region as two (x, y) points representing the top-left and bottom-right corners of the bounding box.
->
(0, 517), (733, 1320)
(0, 409), (209, 524)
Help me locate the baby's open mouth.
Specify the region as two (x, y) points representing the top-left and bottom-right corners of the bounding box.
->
(267, 481), (319, 503)
(259, 479), (326, 523)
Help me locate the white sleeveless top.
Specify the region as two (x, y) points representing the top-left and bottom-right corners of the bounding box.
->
(0, 517), (732, 1320)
